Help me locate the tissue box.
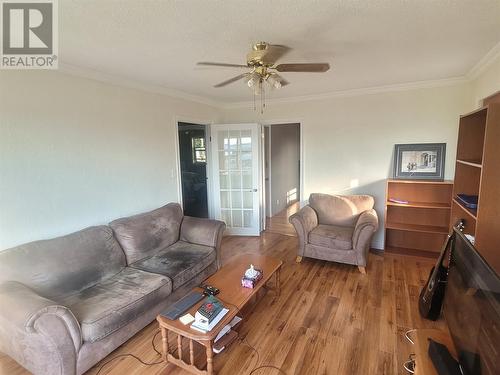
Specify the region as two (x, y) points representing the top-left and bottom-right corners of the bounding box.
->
(241, 269), (263, 289)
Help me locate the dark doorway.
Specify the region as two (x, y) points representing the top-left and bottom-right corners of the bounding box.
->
(178, 122), (208, 218)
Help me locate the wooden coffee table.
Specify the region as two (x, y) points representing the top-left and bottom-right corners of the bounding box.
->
(156, 254), (282, 375)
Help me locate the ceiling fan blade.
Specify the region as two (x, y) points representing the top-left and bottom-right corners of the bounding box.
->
(197, 62), (248, 68)
(275, 63), (330, 72)
(261, 44), (291, 64)
(213, 73), (249, 88)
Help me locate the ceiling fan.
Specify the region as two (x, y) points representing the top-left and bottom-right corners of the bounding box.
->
(197, 42), (330, 112)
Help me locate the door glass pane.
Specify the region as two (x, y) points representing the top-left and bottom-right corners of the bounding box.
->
(241, 130), (252, 151)
(243, 192), (252, 209)
(230, 171), (242, 189)
(232, 191), (242, 209)
(219, 171), (229, 189)
(229, 130), (240, 151)
(232, 210), (243, 227)
(220, 191), (230, 209)
(242, 170), (252, 189)
(243, 210), (253, 227)
(241, 152), (252, 169)
(218, 151), (227, 170)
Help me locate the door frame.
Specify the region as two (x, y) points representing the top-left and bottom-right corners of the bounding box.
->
(174, 116), (215, 219)
(262, 120), (304, 216)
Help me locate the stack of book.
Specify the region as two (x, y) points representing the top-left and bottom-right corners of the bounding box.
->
(213, 316), (242, 354)
(190, 296), (228, 333)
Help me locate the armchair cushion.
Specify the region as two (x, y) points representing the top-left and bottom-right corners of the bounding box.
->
(129, 241), (216, 289)
(309, 224), (353, 250)
(309, 193), (374, 227)
(60, 267), (171, 343)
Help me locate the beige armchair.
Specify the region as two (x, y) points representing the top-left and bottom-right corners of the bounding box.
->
(289, 193), (378, 273)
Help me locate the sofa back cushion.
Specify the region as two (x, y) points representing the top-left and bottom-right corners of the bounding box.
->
(109, 203), (183, 264)
(0, 226), (126, 300)
(309, 193), (374, 227)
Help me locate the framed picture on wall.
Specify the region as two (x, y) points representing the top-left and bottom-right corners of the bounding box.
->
(393, 143), (446, 180)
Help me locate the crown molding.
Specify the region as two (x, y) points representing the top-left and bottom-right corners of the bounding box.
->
(466, 41), (500, 80)
(58, 63), (223, 108)
(57, 40), (499, 110)
(221, 76), (469, 108)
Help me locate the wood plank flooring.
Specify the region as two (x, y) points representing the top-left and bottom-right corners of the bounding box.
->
(0, 208), (446, 375)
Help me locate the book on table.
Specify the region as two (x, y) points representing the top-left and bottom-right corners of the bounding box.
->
(190, 296), (228, 333)
(197, 295), (224, 321)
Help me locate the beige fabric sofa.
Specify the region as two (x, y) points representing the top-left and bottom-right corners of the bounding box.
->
(289, 194), (378, 273)
(0, 203), (225, 375)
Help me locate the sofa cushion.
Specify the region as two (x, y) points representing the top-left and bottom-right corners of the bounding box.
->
(0, 226), (126, 300)
(109, 203), (184, 264)
(60, 267), (171, 343)
(129, 241), (216, 289)
(309, 224), (353, 250)
(309, 194), (374, 227)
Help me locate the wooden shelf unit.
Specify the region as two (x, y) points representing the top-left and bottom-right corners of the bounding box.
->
(385, 179), (453, 256)
(451, 102), (500, 273)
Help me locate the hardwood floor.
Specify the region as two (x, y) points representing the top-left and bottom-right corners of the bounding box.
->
(0, 212), (446, 375)
(264, 202), (300, 237)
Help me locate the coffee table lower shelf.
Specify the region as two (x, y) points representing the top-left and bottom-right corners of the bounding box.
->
(161, 328), (216, 375)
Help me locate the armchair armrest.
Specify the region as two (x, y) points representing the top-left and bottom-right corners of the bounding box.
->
(180, 216), (226, 267)
(0, 281), (81, 375)
(289, 206), (319, 257)
(352, 209), (379, 266)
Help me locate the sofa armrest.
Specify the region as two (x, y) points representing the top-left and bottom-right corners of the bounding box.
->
(0, 281), (81, 375)
(289, 206), (318, 256)
(180, 216), (226, 267)
(352, 209), (379, 265)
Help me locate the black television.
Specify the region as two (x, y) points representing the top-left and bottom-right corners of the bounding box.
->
(443, 228), (500, 375)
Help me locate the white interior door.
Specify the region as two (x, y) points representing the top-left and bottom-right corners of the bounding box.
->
(211, 123), (261, 235)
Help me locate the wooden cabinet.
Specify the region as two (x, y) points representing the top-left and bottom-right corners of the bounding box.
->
(385, 179), (453, 257)
(451, 103), (500, 273)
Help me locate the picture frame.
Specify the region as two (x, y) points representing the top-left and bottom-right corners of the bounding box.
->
(393, 143), (446, 180)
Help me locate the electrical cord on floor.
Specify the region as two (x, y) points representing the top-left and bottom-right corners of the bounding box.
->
(239, 335), (286, 375)
(93, 298), (286, 374)
(94, 330), (164, 375)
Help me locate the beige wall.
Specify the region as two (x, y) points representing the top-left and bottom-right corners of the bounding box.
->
(222, 84), (472, 249)
(0, 71), (221, 250)
(1, 59), (498, 251)
(471, 54), (500, 107)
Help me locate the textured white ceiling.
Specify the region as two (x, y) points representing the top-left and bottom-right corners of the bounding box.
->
(60, 0), (500, 103)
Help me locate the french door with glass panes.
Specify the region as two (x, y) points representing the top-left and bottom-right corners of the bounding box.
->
(211, 123), (261, 235)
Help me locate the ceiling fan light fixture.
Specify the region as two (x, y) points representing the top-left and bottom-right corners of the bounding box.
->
(266, 74), (282, 89)
(199, 41), (330, 113)
(252, 79), (263, 96)
(246, 72), (260, 88)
